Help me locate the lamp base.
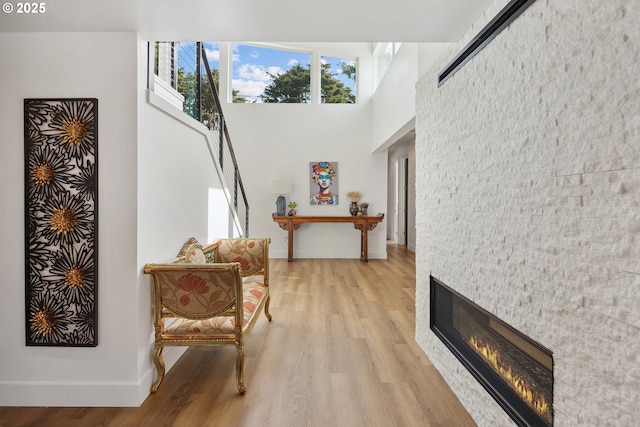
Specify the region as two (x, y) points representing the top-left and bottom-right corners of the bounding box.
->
(276, 195), (286, 216)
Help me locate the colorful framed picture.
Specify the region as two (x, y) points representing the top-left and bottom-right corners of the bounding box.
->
(309, 161), (338, 205)
(24, 98), (98, 346)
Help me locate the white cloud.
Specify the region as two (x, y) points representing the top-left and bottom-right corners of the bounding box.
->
(266, 66), (282, 76)
(232, 79), (267, 99)
(205, 47), (220, 62)
(231, 44), (240, 62)
(237, 63), (280, 82)
(287, 59), (299, 67)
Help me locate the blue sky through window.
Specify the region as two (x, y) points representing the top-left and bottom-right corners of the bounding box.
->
(321, 55), (357, 102)
(174, 41), (220, 74)
(175, 42), (356, 103)
(203, 42), (220, 68)
(231, 44), (311, 103)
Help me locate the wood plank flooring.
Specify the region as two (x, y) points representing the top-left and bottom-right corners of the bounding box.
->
(0, 243), (476, 427)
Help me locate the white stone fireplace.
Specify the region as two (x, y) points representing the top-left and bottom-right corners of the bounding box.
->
(431, 276), (554, 425)
(414, 0), (639, 425)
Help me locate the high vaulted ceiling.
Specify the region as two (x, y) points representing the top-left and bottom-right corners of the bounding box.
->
(0, 0), (496, 42)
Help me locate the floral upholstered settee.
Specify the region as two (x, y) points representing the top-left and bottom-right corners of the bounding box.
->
(143, 237), (271, 395)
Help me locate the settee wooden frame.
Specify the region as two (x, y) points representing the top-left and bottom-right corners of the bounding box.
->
(143, 237), (272, 395)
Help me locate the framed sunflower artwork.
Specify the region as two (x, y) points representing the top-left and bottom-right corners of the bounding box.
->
(24, 98), (98, 346)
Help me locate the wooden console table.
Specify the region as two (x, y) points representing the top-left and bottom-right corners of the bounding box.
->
(272, 213), (384, 262)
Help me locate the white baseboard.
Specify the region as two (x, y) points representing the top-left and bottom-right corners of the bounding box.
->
(0, 347), (187, 407)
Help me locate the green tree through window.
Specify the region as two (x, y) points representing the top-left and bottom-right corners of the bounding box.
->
(261, 63), (355, 104)
(178, 67), (247, 127)
(261, 64), (311, 103)
(321, 56), (356, 104)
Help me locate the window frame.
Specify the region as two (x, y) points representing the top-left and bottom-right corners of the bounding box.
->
(230, 43), (313, 104)
(319, 54), (358, 104)
(230, 43), (359, 104)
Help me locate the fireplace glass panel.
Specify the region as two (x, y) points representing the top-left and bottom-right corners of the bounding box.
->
(430, 276), (553, 426)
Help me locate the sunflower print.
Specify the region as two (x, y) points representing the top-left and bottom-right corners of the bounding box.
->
(24, 98), (98, 346)
(40, 192), (93, 246)
(46, 242), (95, 306)
(67, 160), (96, 201)
(28, 291), (73, 344)
(27, 144), (75, 201)
(45, 100), (96, 161)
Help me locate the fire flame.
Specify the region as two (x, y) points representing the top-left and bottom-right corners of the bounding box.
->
(469, 335), (550, 417)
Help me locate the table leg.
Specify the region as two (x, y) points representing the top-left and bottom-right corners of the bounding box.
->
(360, 221), (369, 262)
(287, 221), (294, 262)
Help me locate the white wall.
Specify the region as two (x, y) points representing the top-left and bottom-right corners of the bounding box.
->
(137, 53), (233, 395)
(0, 34), (392, 406)
(137, 90), (229, 262)
(0, 32), (141, 406)
(415, 0), (640, 425)
(387, 139), (416, 250)
(374, 43), (449, 249)
(220, 43), (388, 259)
(371, 44), (418, 152)
(0, 33), (232, 407)
(224, 103), (387, 259)
(371, 43), (450, 152)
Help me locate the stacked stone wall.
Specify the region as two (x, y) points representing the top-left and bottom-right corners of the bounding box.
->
(415, 1), (640, 425)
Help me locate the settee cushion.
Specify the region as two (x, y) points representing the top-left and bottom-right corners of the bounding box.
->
(156, 269), (236, 317)
(162, 280), (268, 337)
(184, 246), (206, 264)
(179, 237), (207, 264)
(215, 238), (268, 277)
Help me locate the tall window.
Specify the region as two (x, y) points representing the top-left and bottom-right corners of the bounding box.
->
(374, 42), (400, 88)
(154, 41), (221, 127)
(320, 56), (356, 104)
(231, 44), (312, 103)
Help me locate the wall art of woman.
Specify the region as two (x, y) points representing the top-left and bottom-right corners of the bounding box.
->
(309, 161), (338, 205)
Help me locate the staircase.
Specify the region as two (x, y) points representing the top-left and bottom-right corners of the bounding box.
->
(151, 41), (249, 237)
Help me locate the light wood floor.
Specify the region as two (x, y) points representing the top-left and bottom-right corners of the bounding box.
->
(0, 243), (476, 427)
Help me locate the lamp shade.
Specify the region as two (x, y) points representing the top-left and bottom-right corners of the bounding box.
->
(271, 180), (292, 195)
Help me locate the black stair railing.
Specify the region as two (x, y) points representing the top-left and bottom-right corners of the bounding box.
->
(152, 41), (249, 236)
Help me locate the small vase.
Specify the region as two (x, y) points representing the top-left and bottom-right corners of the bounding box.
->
(349, 201), (359, 216)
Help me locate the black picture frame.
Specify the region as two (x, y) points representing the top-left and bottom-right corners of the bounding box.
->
(24, 98), (98, 347)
